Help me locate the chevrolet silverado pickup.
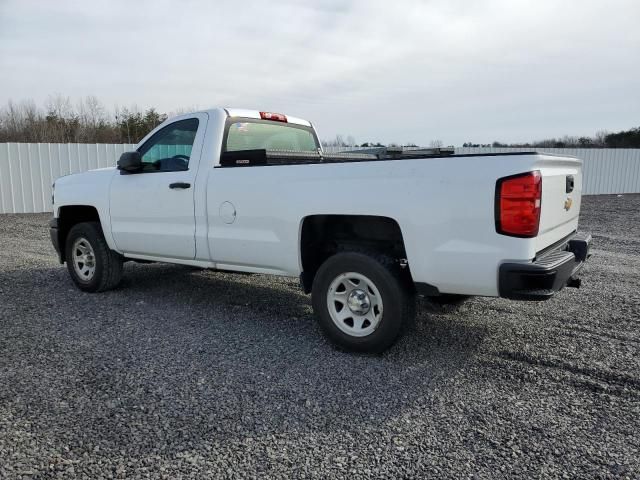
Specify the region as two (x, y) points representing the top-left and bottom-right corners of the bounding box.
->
(50, 108), (591, 352)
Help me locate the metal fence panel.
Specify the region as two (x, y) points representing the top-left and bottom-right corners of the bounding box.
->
(0, 143), (11, 213)
(0, 143), (639, 213)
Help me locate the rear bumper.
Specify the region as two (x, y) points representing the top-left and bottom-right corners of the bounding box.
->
(49, 218), (63, 263)
(499, 232), (591, 300)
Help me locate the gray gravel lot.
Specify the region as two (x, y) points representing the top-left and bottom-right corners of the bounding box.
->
(1, 194), (639, 479)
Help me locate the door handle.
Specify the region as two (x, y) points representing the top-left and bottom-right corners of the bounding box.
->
(169, 182), (191, 189)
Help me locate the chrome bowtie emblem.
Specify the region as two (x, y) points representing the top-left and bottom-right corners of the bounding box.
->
(564, 197), (573, 211)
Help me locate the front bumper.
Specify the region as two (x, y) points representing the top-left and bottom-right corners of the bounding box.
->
(49, 218), (63, 263)
(499, 232), (591, 300)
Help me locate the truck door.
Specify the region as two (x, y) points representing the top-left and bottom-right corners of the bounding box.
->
(109, 113), (208, 259)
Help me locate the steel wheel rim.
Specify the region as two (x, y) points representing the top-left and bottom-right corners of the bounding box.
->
(72, 237), (96, 281)
(327, 272), (383, 337)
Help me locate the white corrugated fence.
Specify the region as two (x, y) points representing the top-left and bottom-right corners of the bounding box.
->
(1, 143), (639, 214)
(0, 143), (134, 214)
(453, 147), (640, 199)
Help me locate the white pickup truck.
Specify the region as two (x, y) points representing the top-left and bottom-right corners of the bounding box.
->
(50, 108), (591, 352)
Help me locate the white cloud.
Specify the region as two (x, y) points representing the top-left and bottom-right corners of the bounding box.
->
(1, 0), (638, 144)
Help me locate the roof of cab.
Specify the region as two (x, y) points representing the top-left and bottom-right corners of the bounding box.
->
(223, 108), (312, 127)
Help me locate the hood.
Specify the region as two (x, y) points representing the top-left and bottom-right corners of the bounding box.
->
(55, 167), (117, 186)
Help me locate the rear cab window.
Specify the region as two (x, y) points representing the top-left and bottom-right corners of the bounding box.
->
(224, 119), (319, 153)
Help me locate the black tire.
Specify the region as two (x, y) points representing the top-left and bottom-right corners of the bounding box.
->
(65, 221), (123, 293)
(312, 251), (415, 353)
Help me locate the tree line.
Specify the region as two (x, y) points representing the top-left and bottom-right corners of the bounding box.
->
(466, 128), (640, 149)
(1, 96), (638, 148)
(0, 96), (167, 144)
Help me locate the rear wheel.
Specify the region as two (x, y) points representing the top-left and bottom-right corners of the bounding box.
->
(65, 222), (123, 292)
(312, 251), (414, 353)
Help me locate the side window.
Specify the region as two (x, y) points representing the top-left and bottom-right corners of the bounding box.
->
(137, 118), (199, 172)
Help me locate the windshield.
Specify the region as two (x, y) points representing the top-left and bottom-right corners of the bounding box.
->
(224, 119), (319, 152)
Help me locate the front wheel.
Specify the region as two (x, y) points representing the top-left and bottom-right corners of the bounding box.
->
(65, 221), (123, 292)
(312, 251), (415, 353)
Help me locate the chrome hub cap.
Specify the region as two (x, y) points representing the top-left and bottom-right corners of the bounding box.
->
(347, 289), (371, 315)
(72, 237), (96, 281)
(327, 272), (383, 337)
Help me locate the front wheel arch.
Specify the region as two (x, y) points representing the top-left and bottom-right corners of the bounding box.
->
(56, 205), (102, 263)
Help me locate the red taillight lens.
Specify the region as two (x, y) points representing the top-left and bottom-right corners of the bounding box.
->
(260, 111), (287, 122)
(495, 170), (542, 238)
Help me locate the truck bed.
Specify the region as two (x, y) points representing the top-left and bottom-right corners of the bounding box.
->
(206, 150), (583, 296)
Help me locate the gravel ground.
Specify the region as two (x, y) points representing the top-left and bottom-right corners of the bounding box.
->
(0, 194), (639, 479)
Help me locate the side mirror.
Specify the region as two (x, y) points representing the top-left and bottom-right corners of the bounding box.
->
(117, 151), (142, 172)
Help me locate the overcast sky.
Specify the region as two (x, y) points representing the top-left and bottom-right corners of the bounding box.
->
(0, 0), (638, 145)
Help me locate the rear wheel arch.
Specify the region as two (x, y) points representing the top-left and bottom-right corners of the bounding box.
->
(299, 214), (412, 293)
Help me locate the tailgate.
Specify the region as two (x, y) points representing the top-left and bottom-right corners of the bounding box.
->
(535, 154), (583, 252)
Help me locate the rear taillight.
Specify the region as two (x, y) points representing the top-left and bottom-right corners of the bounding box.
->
(495, 170), (542, 238)
(260, 111), (287, 122)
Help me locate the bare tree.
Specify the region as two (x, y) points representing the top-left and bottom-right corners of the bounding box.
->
(168, 105), (201, 117)
(594, 130), (609, 147)
(322, 134), (348, 148)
